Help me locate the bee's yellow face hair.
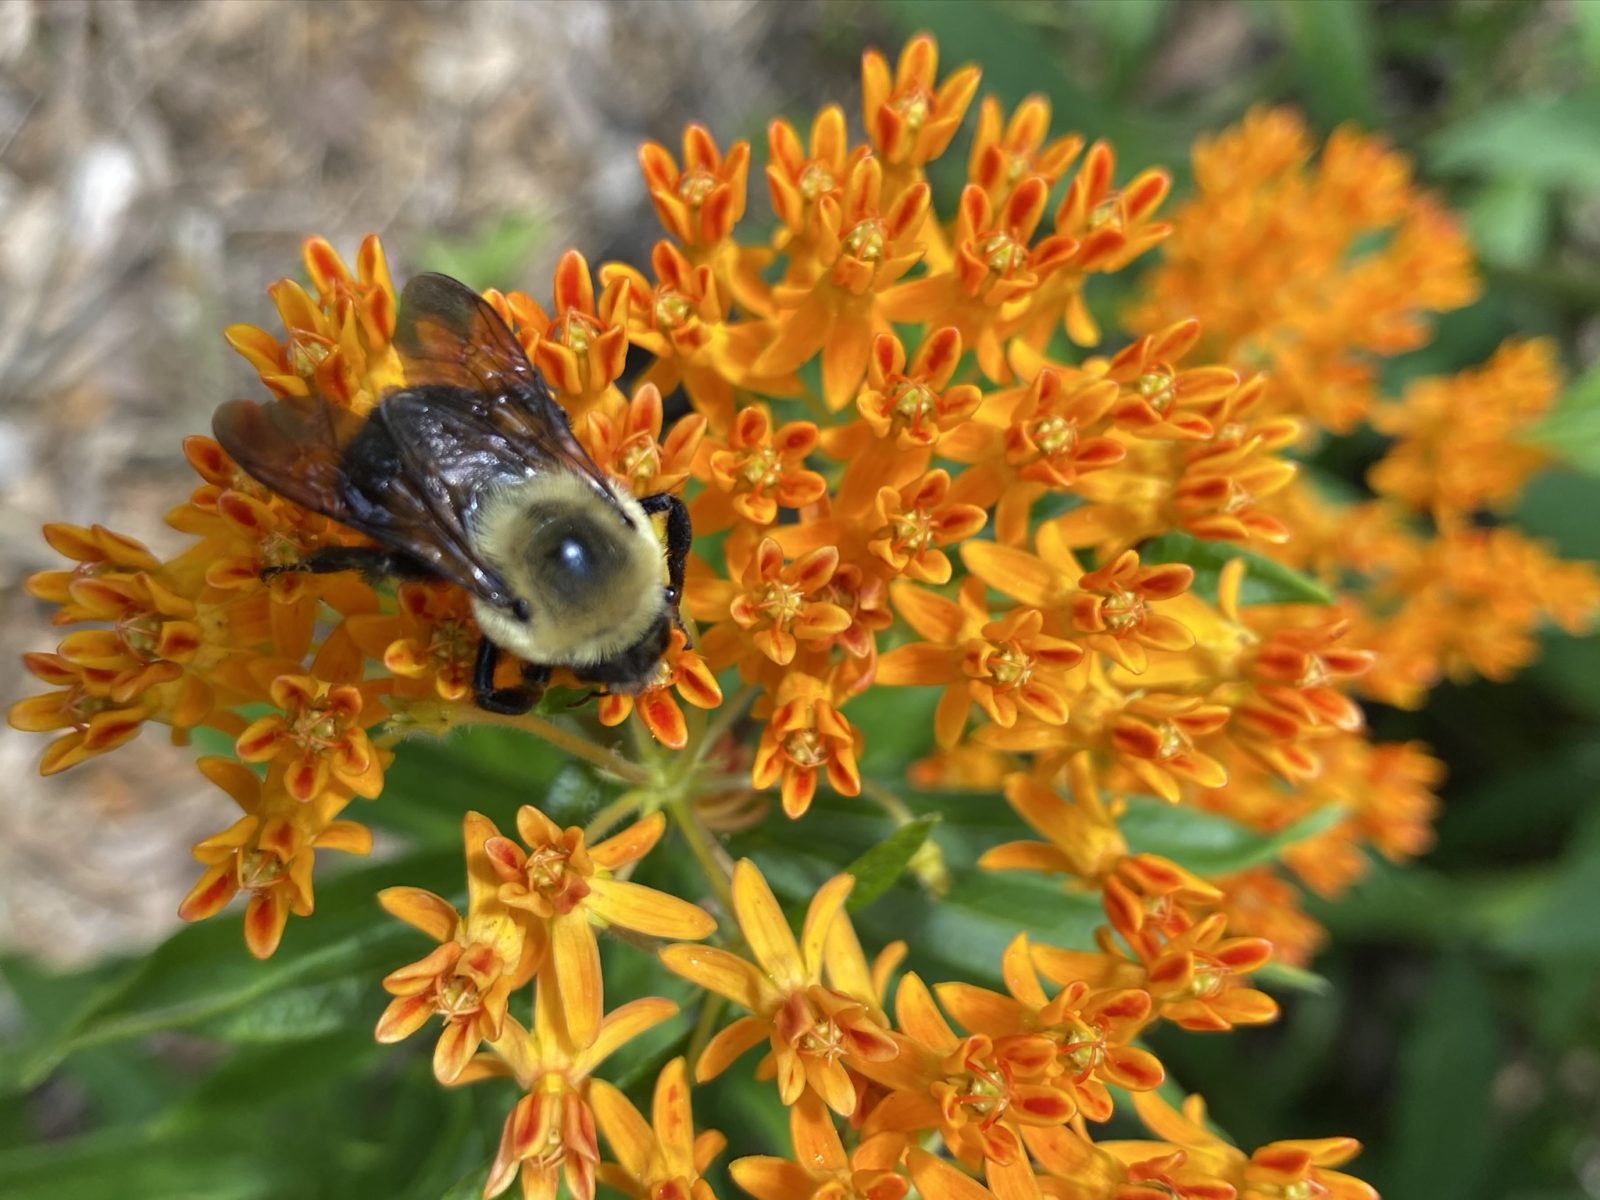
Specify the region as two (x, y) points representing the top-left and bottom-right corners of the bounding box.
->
(468, 472), (665, 668)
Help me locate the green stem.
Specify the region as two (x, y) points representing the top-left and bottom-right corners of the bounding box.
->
(666, 792), (736, 917)
(583, 792), (647, 842)
(686, 991), (729, 1072)
(691, 681), (759, 769)
(460, 708), (649, 785)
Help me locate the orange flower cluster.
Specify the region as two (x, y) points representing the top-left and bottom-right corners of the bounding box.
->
(1132, 107), (1600, 711)
(16, 32), (1591, 1200)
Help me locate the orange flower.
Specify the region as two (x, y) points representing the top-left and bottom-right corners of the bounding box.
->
(10, 651), (154, 776)
(755, 154), (932, 409)
(178, 757), (370, 959)
(751, 673), (864, 817)
(858, 971), (1075, 1169)
(345, 580), (479, 703)
(486, 249), (630, 418)
(733, 1095), (909, 1200)
(483, 806), (716, 1048)
(879, 579), (1084, 748)
(861, 33), (981, 184)
(598, 628), (723, 750)
(935, 935), (1164, 1123)
(235, 674), (386, 803)
(661, 861), (896, 1114)
(582, 380), (706, 498)
(224, 234), (402, 412)
(713, 539), (853, 669)
(592, 1057), (726, 1200)
(883, 179), (1078, 382)
(866, 470), (988, 585)
(852, 327), (982, 450)
(466, 979), (680, 1200)
(640, 124), (751, 251)
(697, 405), (827, 529)
(1132, 1091), (1377, 1200)
(968, 95), (1085, 205)
(374, 812), (534, 1082)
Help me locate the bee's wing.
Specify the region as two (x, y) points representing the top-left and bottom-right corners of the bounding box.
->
(212, 391), (514, 604)
(393, 273), (615, 491)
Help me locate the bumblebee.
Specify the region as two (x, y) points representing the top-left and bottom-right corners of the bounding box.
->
(213, 272), (691, 715)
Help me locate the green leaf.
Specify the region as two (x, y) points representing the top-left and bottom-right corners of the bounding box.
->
(1385, 955), (1498, 1200)
(0, 1123), (273, 1200)
(845, 816), (939, 912)
(1273, 0), (1379, 127)
(1463, 177), (1550, 269)
(1118, 796), (1346, 876)
(5, 850), (453, 1092)
(417, 212), (548, 292)
(200, 977), (370, 1043)
(1138, 532), (1333, 605)
(1526, 364), (1600, 476)
(1502, 807), (1600, 962)
(1427, 93), (1600, 192)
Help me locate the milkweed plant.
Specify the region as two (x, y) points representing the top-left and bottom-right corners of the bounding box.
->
(12, 33), (1596, 1200)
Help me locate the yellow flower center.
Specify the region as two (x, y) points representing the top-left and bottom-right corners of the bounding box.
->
(1222, 478), (1253, 514)
(428, 619), (474, 666)
(889, 508), (935, 554)
(619, 440), (662, 494)
(678, 170), (717, 207)
(239, 848), (285, 890)
(1031, 415), (1078, 456)
(891, 88), (931, 133)
(1089, 196), (1122, 229)
(1139, 368), (1176, 412)
(987, 643), (1034, 689)
(288, 333), (332, 378)
(843, 218), (886, 264)
(1059, 1020), (1106, 1076)
(1156, 721), (1187, 760)
(117, 612), (163, 661)
(977, 231), (1027, 277)
(1299, 654), (1330, 688)
(738, 447), (782, 490)
(654, 291), (693, 331)
(1100, 590), (1147, 633)
(799, 161), (836, 201)
(438, 975), (482, 1018)
(756, 580), (805, 626)
(887, 380), (936, 432)
(559, 310), (599, 353)
(784, 729), (829, 769)
(290, 701), (345, 751)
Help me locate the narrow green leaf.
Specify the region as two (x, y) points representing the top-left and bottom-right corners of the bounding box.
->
(1138, 532), (1333, 605)
(1118, 796), (1345, 876)
(1386, 955), (1497, 1200)
(8, 851), (453, 1090)
(845, 816), (939, 912)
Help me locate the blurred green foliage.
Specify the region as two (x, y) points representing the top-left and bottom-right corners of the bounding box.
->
(5, 2), (1600, 1197)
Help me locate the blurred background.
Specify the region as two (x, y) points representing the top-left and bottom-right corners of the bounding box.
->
(3, 1), (1599, 1197)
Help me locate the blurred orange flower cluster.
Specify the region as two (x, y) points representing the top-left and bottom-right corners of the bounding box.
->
(13, 32), (1595, 1200)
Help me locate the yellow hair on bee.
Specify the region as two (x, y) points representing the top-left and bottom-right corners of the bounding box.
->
(468, 470), (665, 668)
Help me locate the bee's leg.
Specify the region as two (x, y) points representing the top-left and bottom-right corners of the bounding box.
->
(471, 638), (549, 716)
(638, 492), (691, 622)
(263, 545), (434, 584)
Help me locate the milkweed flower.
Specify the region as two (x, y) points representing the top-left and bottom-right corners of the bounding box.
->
(661, 861), (896, 1115)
